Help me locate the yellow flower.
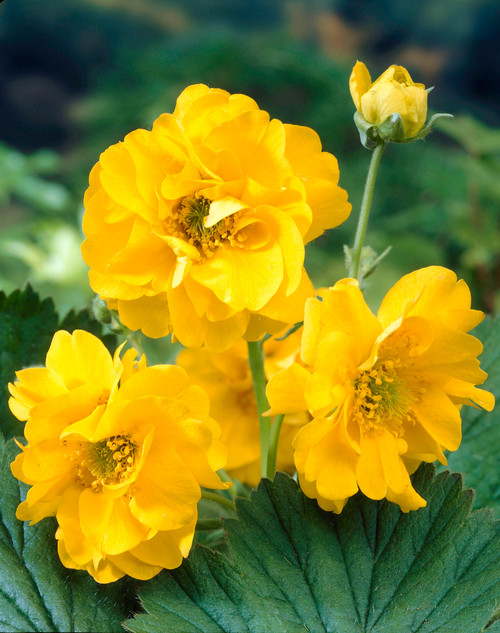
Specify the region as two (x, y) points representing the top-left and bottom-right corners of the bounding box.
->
(9, 329), (228, 583)
(82, 84), (351, 351)
(350, 61), (428, 138)
(177, 329), (309, 486)
(267, 267), (494, 513)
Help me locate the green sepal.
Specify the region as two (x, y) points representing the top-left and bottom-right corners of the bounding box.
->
(377, 112), (407, 142)
(354, 110), (454, 147)
(397, 112), (454, 143)
(353, 111), (380, 149)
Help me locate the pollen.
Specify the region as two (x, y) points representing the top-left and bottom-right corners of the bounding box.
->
(83, 434), (139, 489)
(97, 389), (111, 406)
(353, 360), (414, 436)
(163, 194), (241, 259)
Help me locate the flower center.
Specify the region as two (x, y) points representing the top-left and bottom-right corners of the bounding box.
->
(164, 195), (240, 258)
(353, 360), (413, 436)
(74, 434), (138, 490)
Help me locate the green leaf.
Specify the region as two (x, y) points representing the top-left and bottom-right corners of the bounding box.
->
(439, 317), (500, 514)
(126, 468), (500, 633)
(0, 285), (59, 439)
(0, 437), (131, 632)
(0, 285), (117, 440)
(437, 115), (500, 156)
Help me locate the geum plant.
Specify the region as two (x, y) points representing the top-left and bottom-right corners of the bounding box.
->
(2, 65), (499, 633)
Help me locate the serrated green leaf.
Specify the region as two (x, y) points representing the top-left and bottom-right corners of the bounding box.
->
(126, 468), (500, 633)
(0, 437), (131, 632)
(438, 317), (500, 514)
(0, 285), (117, 440)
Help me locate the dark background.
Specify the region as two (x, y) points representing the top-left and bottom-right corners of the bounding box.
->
(1, 0), (499, 316)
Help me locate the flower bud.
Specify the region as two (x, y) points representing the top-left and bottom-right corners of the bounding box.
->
(350, 61), (428, 141)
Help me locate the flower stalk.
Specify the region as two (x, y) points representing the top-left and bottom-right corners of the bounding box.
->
(247, 340), (272, 479)
(200, 490), (236, 512)
(267, 414), (285, 479)
(349, 141), (385, 280)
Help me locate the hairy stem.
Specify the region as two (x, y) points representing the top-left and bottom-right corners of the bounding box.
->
(349, 141), (385, 280)
(247, 340), (272, 479)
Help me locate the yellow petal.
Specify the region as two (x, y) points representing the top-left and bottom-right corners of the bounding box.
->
(355, 433), (386, 500)
(411, 384), (462, 451)
(305, 417), (359, 501)
(378, 266), (483, 333)
(25, 383), (102, 444)
(117, 365), (189, 402)
(203, 311), (250, 352)
(167, 283), (205, 348)
(204, 196), (247, 228)
(266, 363), (310, 414)
(8, 368), (67, 421)
(117, 294), (171, 339)
(57, 486), (97, 565)
(256, 268), (314, 324)
(386, 483), (426, 512)
(107, 551), (162, 581)
(98, 129), (165, 223)
(131, 516), (196, 568)
(130, 446), (200, 531)
(301, 281), (381, 368)
(402, 420), (447, 465)
(79, 490), (149, 555)
(349, 61), (372, 111)
(189, 230), (284, 312)
(377, 430), (411, 495)
(46, 330), (115, 392)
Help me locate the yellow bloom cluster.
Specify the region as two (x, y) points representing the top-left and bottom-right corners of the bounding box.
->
(178, 329), (309, 486)
(6, 80), (496, 590)
(267, 267), (494, 512)
(350, 61), (428, 138)
(82, 84), (351, 352)
(9, 330), (228, 582)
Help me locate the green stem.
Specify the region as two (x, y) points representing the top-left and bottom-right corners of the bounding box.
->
(196, 518), (224, 531)
(110, 314), (144, 356)
(217, 469), (237, 499)
(267, 414), (285, 479)
(349, 141), (386, 280)
(126, 330), (144, 357)
(200, 491), (236, 512)
(247, 340), (272, 479)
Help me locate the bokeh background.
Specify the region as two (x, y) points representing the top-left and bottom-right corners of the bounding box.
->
(1, 0), (499, 322)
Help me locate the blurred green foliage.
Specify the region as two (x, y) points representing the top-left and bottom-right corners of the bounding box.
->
(0, 0), (498, 319)
(0, 144), (92, 314)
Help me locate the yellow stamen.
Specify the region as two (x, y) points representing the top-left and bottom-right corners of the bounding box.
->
(353, 360), (414, 436)
(163, 194), (241, 260)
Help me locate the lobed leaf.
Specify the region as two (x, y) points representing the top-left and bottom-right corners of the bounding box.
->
(126, 467), (500, 633)
(439, 317), (500, 514)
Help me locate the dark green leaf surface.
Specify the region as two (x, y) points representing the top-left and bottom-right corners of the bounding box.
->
(126, 468), (500, 633)
(439, 317), (500, 514)
(0, 285), (116, 440)
(0, 285), (58, 439)
(0, 437), (130, 632)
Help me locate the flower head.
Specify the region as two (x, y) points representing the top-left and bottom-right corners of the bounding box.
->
(267, 267), (494, 512)
(82, 84), (351, 351)
(9, 330), (228, 582)
(177, 330), (309, 486)
(350, 61), (428, 139)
